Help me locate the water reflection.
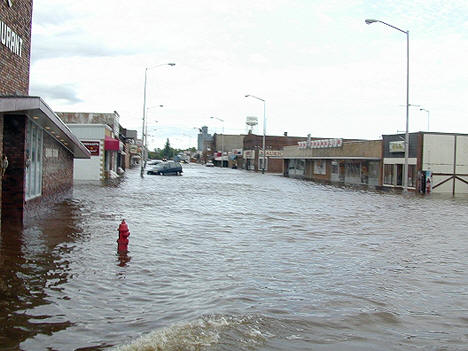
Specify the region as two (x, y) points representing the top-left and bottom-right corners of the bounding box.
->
(117, 253), (131, 268)
(0, 199), (83, 349)
(1, 165), (468, 350)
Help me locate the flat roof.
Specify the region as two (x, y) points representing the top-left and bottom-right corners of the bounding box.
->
(0, 96), (90, 159)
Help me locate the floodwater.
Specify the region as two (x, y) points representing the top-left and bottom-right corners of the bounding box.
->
(1, 164), (467, 351)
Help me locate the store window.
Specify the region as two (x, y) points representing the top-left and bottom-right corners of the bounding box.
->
(295, 159), (305, 176)
(408, 165), (416, 188)
(345, 161), (361, 184)
(258, 156), (268, 171)
(25, 119), (43, 200)
(314, 160), (326, 175)
(288, 159), (296, 176)
(384, 164), (394, 185)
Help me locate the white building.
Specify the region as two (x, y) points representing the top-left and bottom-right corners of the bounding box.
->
(67, 124), (121, 180)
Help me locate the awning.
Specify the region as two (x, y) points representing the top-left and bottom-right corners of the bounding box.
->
(0, 96), (90, 159)
(104, 136), (120, 151)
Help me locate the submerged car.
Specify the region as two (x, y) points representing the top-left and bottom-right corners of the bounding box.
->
(147, 161), (183, 175)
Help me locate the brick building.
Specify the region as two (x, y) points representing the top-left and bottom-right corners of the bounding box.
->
(0, 0), (90, 230)
(242, 132), (307, 173)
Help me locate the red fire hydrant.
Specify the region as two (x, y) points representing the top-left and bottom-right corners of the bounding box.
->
(117, 220), (130, 253)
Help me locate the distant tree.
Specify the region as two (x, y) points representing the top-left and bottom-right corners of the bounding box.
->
(163, 138), (173, 159)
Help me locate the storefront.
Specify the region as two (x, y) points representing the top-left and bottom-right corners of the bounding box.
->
(65, 124), (123, 180)
(0, 97), (90, 228)
(282, 138), (383, 188)
(383, 132), (468, 194)
(243, 132), (307, 173)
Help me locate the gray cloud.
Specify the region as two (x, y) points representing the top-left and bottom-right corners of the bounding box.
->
(31, 29), (137, 62)
(30, 83), (83, 104)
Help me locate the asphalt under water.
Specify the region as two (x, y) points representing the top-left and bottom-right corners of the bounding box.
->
(1, 164), (467, 350)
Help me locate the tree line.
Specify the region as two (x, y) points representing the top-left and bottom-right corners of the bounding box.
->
(148, 138), (196, 160)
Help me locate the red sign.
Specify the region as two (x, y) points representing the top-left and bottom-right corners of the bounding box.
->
(82, 141), (100, 156)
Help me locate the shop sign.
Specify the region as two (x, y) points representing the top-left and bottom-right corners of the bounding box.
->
(129, 145), (138, 154)
(298, 138), (343, 149)
(0, 17), (24, 57)
(389, 141), (405, 153)
(82, 141), (100, 156)
(232, 148), (243, 156)
(259, 150), (283, 157)
(244, 150), (255, 159)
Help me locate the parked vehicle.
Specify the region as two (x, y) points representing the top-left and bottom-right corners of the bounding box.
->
(147, 159), (163, 166)
(147, 161), (183, 175)
(205, 162), (214, 167)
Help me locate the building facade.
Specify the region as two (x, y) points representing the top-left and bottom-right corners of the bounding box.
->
(212, 134), (245, 167)
(243, 133), (307, 173)
(57, 112), (125, 180)
(282, 138), (383, 188)
(1, 1), (90, 230)
(383, 132), (468, 194)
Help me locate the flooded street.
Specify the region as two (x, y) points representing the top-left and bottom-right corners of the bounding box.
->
(1, 164), (467, 350)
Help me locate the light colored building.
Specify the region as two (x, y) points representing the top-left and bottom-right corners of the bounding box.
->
(66, 124), (122, 181)
(282, 138), (382, 188)
(383, 132), (468, 194)
(57, 112), (125, 180)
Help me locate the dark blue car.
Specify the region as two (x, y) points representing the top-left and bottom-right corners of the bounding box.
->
(147, 161), (183, 175)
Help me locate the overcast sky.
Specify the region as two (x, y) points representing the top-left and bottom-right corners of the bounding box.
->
(29, 0), (468, 149)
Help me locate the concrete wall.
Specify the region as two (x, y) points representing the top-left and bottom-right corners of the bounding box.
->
(283, 139), (382, 159)
(213, 134), (245, 152)
(58, 112), (120, 137)
(423, 133), (468, 194)
(67, 125), (107, 181)
(0, 0), (33, 96)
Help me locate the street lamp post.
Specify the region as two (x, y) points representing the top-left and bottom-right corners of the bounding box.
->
(210, 117), (224, 168)
(366, 18), (410, 192)
(145, 105), (163, 160)
(245, 94), (266, 174)
(420, 108), (430, 131)
(141, 63), (175, 177)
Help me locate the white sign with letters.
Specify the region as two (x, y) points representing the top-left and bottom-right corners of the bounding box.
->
(298, 138), (343, 149)
(0, 16), (24, 57)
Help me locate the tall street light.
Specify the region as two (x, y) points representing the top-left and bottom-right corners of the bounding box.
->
(245, 94), (266, 174)
(365, 18), (410, 192)
(210, 117), (224, 168)
(141, 62), (175, 177)
(145, 105), (163, 160)
(420, 108), (430, 131)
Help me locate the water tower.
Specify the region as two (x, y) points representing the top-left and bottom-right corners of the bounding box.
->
(246, 116), (258, 133)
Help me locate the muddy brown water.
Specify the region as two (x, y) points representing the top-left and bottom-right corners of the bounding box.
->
(1, 164), (467, 350)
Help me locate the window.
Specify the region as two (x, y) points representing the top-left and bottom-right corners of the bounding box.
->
(408, 165), (416, 188)
(25, 119), (43, 199)
(258, 156), (268, 171)
(295, 159), (305, 176)
(384, 164), (394, 185)
(314, 160), (326, 175)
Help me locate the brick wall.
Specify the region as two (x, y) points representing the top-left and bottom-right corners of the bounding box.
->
(24, 132), (74, 218)
(0, 0), (33, 96)
(0, 114), (3, 231)
(243, 133), (307, 172)
(1, 115), (26, 226)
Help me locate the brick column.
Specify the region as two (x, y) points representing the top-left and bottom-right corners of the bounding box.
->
(2, 115), (26, 227)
